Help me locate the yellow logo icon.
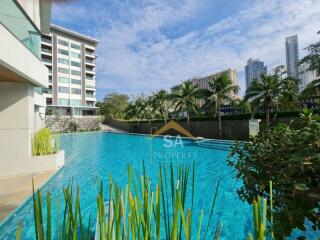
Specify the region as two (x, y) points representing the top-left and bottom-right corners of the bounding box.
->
(151, 120), (195, 138)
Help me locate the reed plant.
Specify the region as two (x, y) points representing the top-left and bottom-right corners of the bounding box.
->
(32, 128), (59, 156)
(18, 163), (222, 239)
(247, 181), (274, 240)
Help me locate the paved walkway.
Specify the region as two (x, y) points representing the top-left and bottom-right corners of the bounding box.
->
(0, 171), (54, 222)
(101, 123), (126, 133)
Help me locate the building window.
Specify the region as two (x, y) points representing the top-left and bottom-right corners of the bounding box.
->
(70, 99), (81, 106)
(58, 39), (68, 46)
(71, 88), (81, 95)
(58, 49), (69, 55)
(71, 61), (81, 67)
(71, 52), (81, 58)
(58, 98), (69, 105)
(58, 67), (69, 74)
(71, 79), (81, 85)
(58, 86), (69, 93)
(58, 58), (69, 65)
(71, 70), (81, 76)
(71, 43), (80, 50)
(58, 77), (69, 83)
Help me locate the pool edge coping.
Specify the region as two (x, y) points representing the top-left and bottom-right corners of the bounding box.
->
(0, 166), (65, 229)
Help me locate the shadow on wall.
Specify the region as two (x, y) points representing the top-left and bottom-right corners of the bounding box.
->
(106, 119), (250, 140)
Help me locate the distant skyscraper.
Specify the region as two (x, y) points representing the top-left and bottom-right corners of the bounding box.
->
(285, 35), (299, 78)
(245, 58), (267, 89)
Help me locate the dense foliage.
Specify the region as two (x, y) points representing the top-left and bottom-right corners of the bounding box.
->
(96, 92), (129, 119)
(228, 110), (320, 239)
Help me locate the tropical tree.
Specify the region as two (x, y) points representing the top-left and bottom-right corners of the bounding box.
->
(99, 93), (129, 119)
(203, 73), (239, 138)
(244, 73), (282, 126)
(151, 90), (170, 123)
(171, 80), (201, 127)
(278, 77), (301, 110)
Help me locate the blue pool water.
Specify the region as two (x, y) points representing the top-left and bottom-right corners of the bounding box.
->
(0, 132), (253, 239)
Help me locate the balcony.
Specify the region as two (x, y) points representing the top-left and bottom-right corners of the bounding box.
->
(41, 48), (52, 55)
(0, 0), (41, 58)
(41, 38), (52, 45)
(41, 58), (52, 65)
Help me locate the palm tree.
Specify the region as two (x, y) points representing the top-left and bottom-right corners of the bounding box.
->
(278, 77), (300, 110)
(171, 80), (201, 127)
(244, 73), (282, 126)
(152, 90), (170, 123)
(204, 73), (239, 138)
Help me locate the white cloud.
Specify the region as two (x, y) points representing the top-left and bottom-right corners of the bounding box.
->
(53, 0), (320, 97)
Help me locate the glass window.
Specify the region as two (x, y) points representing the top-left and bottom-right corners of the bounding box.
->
(70, 100), (81, 106)
(58, 67), (69, 74)
(71, 70), (81, 76)
(71, 52), (81, 58)
(58, 98), (69, 105)
(71, 61), (81, 67)
(71, 79), (81, 85)
(58, 39), (68, 46)
(71, 43), (80, 50)
(71, 88), (81, 95)
(58, 86), (69, 93)
(0, 0), (41, 58)
(58, 77), (69, 83)
(58, 58), (69, 65)
(58, 49), (69, 55)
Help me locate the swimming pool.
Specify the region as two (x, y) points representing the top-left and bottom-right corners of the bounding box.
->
(0, 132), (252, 239)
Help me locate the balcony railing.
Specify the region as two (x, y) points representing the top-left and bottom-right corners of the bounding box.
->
(41, 58), (52, 64)
(86, 68), (95, 72)
(86, 76), (95, 80)
(86, 94), (96, 98)
(41, 38), (52, 44)
(86, 59), (95, 64)
(85, 51), (95, 56)
(0, 0), (41, 58)
(41, 48), (52, 54)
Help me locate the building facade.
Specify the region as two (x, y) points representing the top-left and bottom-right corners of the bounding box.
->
(245, 58), (267, 89)
(41, 24), (98, 116)
(0, 0), (52, 176)
(299, 62), (319, 91)
(191, 68), (237, 91)
(285, 35), (299, 79)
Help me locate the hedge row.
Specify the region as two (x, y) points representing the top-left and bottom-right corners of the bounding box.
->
(109, 110), (319, 124)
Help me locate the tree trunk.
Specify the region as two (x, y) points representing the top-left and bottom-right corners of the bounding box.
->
(218, 110), (222, 139)
(187, 112), (190, 129)
(266, 109), (270, 127)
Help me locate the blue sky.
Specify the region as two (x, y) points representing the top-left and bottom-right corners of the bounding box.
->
(52, 0), (320, 100)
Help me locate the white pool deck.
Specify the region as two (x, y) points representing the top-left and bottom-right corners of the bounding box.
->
(0, 170), (54, 222)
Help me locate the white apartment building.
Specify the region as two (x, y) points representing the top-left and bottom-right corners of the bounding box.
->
(41, 24), (99, 116)
(0, 0), (54, 176)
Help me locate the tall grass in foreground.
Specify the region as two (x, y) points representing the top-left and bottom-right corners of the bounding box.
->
(32, 128), (59, 156)
(247, 181), (274, 240)
(19, 163), (222, 239)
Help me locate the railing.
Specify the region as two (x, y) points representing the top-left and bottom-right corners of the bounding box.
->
(0, 0), (41, 58)
(41, 48), (52, 54)
(41, 58), (52, 64)
(86, 94), (96, 98)
(41, 38), (52, 44)
(86, 59), (95, 64)
(86, 76), (95, 80)
(86, 68), (95, 72)
(42, 88), (52, 94)
(85, 51), (95, 56)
